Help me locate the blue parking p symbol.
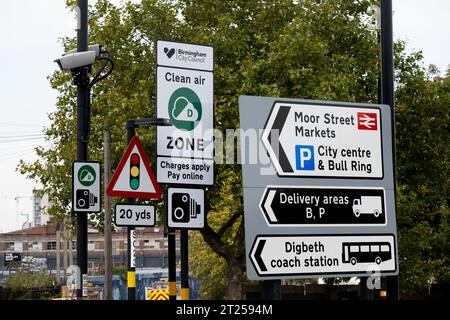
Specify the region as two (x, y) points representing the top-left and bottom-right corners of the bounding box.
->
(295, 145), (315, 170)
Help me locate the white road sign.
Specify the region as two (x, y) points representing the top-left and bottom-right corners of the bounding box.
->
(156, 40), (214, 186)
(157, 40), (213, 71)
(167, 187), (204, 229)
(157, 66), (214, 159)
(262, 101), (383, 178)
(239, 96), (398, 280)
(72, 161), (101, 213)
(250, 234), (396, 278)
(114, 203), (156, 227)
(156, 157), (214, 185)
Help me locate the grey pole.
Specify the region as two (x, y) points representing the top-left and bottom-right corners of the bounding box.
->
(76, 0), (89, 299)
(380, 0), (399, 300)
(68, 233), (73, 267)
(63, 221), (68, 283)
(56, 224), (61, 284)
(103, 119), (113, 300)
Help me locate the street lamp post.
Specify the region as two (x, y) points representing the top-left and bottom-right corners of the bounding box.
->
(55, 0), (115, 299)
(380, 0), (399, 301)
(75, 0), (89, 300)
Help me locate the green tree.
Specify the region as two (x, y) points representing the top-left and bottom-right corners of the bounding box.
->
(394, 42), (450, 295)
(181, 0), (380, 299)
(4, 265), (57, 300)
(18, 0), (449, 299)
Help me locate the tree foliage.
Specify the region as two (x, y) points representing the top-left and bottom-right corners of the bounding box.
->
(394, 43), (450, 294)
(4, 267), (57, 300)
(18, 0), (449, 299)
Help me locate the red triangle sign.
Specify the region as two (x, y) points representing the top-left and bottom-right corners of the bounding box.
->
(106, 135), (161, 199)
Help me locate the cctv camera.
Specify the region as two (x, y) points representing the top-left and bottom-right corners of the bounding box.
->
(63, 44), (103, 58)
(54, 51), (96, 71)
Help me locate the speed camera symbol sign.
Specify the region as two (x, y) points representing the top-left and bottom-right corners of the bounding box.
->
(167, 187), (204, 229)
(72, 161), (101, 213)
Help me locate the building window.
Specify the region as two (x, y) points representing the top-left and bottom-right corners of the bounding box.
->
(5, 242), (15, 251)
(46, 241), (57, 250)
(29, 241), (42, 252)
(66, 241), (76, 250)
(144, 239), (160, 249)
(112, 241), (119, 255)
(88, 241), (95, 251)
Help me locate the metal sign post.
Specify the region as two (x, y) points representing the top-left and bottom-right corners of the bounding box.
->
(75, 0), (89, 299)
(156, 40), (214, 300)
(380, 0), (399, 300)
(126, 125), (137, 300)
(107, 118), (170, 300)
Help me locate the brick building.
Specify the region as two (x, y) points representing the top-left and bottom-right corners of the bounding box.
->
(0, 223), (179, 273)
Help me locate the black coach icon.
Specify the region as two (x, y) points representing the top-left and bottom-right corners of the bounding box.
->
(342, 242), (392, 265)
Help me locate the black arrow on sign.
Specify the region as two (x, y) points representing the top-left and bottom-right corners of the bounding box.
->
(267, 105), (293, 173)
(254, 239), (267, 272)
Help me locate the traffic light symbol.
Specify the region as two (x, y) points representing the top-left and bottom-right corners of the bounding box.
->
(130, 153), (140, 190)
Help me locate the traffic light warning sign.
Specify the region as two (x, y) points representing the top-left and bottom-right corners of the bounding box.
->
(107, 135), (161, 199)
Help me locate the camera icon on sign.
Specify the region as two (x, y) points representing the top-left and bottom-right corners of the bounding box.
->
(76, 189), (98, 209)
(172, 193), (201, 223)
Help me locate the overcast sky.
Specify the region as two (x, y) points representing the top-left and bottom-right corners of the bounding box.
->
(0, 0), (449, 233)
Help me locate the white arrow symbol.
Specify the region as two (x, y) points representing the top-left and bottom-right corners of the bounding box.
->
(263, 189), (278, 223)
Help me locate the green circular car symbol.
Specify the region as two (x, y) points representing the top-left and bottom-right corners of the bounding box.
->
(78, 165), (96, 187)
(168, 87), (202, 131)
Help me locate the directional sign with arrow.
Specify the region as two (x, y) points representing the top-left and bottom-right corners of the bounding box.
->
(239, 96), (399, 280)
(107, 135), (161, 199)
(261, 101), (383, 178)
(250, 234), (397, 277)
(260, 186), (386, 226)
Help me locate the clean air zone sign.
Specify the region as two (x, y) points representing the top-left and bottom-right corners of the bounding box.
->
(262, 102), (383, 178)
(156, 40), (213, 159)
(156, 40), (214, 185)
(156, 66), (214, 159)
